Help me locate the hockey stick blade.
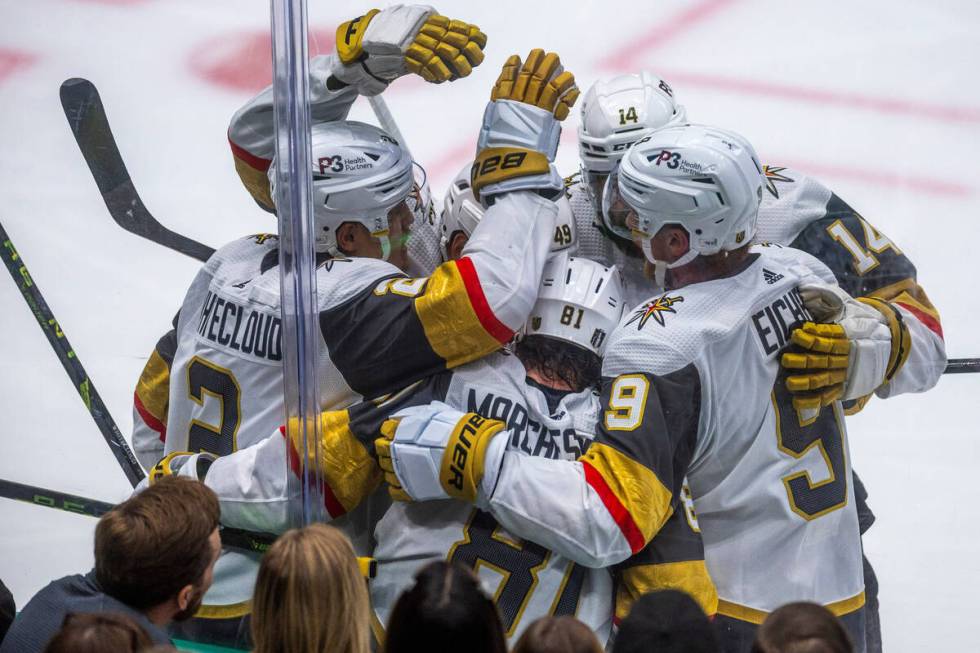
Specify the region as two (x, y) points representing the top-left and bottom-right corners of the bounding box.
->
(1, 222), (145, 487)
(0, 478), (277, 554)
(60, 78), (215, 263)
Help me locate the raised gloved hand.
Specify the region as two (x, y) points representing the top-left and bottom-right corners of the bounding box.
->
(374, 402), (509, 502)
(471, 49), (580, 200)
(332, 5), (487, 96)
(781, 284), (911, 411)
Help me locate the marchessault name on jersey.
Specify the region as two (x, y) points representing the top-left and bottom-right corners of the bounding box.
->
(197, 290), (282, 362)
(465, 387), (592, 460)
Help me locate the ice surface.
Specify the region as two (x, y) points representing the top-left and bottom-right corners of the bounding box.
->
(0, 1), (977, 649)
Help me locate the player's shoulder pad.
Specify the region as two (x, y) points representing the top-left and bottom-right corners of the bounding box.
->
(205, 233), (280, 274)
(603, 296), (697, 377)
(752, 243), (836, 285)
(315, 255), (405, 310)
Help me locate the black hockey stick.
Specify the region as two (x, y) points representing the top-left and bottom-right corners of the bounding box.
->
(1, 222), (145, 487)
(59, 78), (215, 263)
(944, 358), (980, 374)
(0, 478), (277, 554)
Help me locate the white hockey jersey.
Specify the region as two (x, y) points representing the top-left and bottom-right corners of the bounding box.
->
(568, 165), (946, 403)
(360, 351), (613, 645)
(478, 246), (867, 636)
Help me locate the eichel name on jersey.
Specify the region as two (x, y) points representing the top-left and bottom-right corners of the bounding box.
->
(750, 286), (811, 356)
(570, 164), (946, 408)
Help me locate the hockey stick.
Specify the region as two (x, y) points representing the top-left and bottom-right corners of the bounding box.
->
(944, 358), (980, 374)
(1, 222), (145, 487)
(0, 478), (277, 554)
(59, 78), (215, 263)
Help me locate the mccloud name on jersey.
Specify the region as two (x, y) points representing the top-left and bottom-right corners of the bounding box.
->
(197, 290), (282, 361)
(466, 388), (592, 460)
(751, 287), (813, 357)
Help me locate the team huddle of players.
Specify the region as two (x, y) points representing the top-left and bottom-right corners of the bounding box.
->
(127, 5), (947, 653)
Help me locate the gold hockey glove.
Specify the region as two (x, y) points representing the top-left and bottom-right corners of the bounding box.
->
(472, 50), (580, 199)
(334, 6), (486, 95)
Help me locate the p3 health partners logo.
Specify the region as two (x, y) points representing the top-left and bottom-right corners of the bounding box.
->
(625, 293), (684, 330)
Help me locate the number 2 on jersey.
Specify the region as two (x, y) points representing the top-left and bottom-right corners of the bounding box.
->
(187, 356), (241, 456)
(772, 383), (848, 520)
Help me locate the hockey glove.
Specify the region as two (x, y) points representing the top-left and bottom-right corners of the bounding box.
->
(149, 451), (217, 484)
(332, 5), (487, 96)
(472, 49), (580, 201)
(781, 284), (910, 411)
(374, 402), (509, 503)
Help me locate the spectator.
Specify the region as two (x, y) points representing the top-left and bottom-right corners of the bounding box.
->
(0, 477), (221, 653)
(0, 579), (14, 644)
(251, 523), (369, 653)
(384, 561), (506, 653)
(42, 612), (151, 653)
(751, 602), (853, 653)
(512, 615), (603, 653)
(614, 590), (719, 653)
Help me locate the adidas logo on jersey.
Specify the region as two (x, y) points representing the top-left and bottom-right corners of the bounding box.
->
(762, 268), (784, 285)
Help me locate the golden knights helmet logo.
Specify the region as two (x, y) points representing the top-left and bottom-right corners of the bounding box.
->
(625, 294), (684, 329)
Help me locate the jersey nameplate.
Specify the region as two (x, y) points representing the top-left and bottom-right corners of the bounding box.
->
(197, 290), (282, 361)
(465, 387), (591, 460)
(751, 287), (811, 357)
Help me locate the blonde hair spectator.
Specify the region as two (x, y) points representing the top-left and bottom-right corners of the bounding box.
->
(251, 524), (369, 653)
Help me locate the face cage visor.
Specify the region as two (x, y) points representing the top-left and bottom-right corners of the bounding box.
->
(600, 166), (639, 243)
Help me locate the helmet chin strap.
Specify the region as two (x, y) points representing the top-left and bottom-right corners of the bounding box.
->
(639, 234), (699, 288)
(373, 230), (392, 262)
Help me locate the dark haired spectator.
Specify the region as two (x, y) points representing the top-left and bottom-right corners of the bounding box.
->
(42, 612), (152, 653)
(512, 615), (603, 653)
(751, 602), (853, 653)
(0, 477), (221, 653)
(0, 579), (14, 645)
(384, 561), (506, 653)
(251, 523), (369, 653)
(614, 589), (719, 653)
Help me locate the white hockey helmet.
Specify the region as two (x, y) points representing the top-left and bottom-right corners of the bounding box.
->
(439, 164), (577, 261)
(524, 255), (624, 356)
(578, 71), (687, 183)
(268, 120), (414, 257)
(603, 124), (764, 273)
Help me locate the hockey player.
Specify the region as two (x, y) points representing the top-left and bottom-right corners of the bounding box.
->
(435, 163), (716, 626)
(376, 124), (899, 652)
(438, 164), (578, 262)
(570, 71), (946, 651)
(290, 254), (712, 645)
(130, 4), (582, 641)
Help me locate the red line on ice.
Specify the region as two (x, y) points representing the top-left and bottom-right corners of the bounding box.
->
(660, 69), (980, 126)
(0, 49), (35, 84)
(599, 0), (741, 70)
(773, 157), (972, 198)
